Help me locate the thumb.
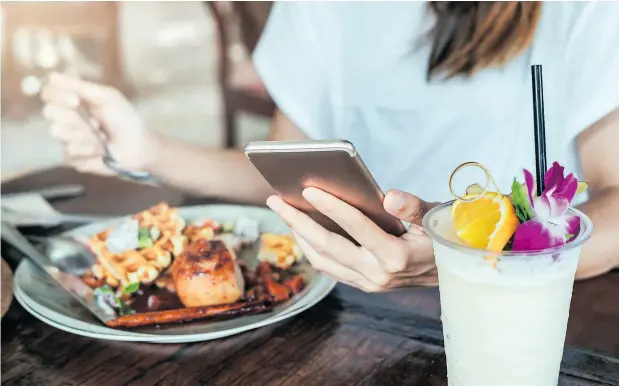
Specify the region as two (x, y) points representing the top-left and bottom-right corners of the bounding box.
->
(383, 189), (435, 225)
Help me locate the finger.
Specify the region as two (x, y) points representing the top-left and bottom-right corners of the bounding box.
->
(291, 231), (369, 285)
(266, 195), (381, 277)
(384, 190), (434, 225)
(65, 155), (114, 176)
(62, 146), (108, 173)
(413, 268), (439, 286)
(302, 187), (395, 255)
(49, 124), (78, 142)
(323, 274), (383, 293)
(40, 84), (80, 108)
(343, 278), (384, 293)
(47, 72), (120, 106)
(393, 268), (439, 287)
(50, 123), (102, 146)
(406, 223), (428, 237)
(65, 141), (104, 158)
(43, 104), (90, 129)
(295, 233), (385, 293)
(51, 125), (105, 153)
(44, 104), (104, 142)
(267, 195), (400, 284)
(293, 215), (434, 290)
(301, 188), (413, 276)
(266, 195), (357, 261)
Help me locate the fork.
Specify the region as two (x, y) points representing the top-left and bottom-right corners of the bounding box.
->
(75, 105), (162, 186)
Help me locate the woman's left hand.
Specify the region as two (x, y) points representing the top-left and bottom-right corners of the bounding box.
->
(266, 188), (440, 292)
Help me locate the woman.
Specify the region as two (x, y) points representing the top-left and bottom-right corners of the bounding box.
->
(42, 2), (619, 291)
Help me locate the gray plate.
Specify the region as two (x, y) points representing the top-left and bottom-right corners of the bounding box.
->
(13, 205), (337, 343)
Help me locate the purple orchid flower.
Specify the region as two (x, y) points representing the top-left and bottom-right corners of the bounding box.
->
(512, 162), (581, 251)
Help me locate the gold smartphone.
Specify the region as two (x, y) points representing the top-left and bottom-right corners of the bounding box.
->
(244, 140), (407, 241)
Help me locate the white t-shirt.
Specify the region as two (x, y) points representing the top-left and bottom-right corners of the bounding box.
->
(253, 2), (619, 202)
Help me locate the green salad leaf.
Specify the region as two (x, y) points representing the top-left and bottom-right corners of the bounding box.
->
(122, 282), (140, 295)
(116, 299), (135, 316)
(222, 220), (235, 233)
(503, 237), (515, 251)
(95, 285), (135, 316)
(510, 178), (535, 223)
(138, 227), (153, 248)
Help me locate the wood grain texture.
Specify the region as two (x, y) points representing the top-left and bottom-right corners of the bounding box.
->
(2, 168), (618, 386)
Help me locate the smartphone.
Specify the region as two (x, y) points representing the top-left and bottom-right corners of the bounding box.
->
(244, 140), (407, 242)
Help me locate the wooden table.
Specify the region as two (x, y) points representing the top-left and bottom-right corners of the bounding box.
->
(2, 168), (618, 386)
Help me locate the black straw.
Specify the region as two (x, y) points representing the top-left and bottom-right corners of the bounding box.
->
(531, 65), (547, 197)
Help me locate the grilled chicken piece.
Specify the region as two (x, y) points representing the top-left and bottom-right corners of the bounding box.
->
(171, 239), (245, 307)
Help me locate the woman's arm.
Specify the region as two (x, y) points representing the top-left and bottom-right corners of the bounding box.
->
(575, 108), (619, 279)
(144, 110), (306, 205)
(42, 72), (306, 205)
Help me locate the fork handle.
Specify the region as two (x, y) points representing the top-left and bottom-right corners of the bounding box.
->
(1, 222), (56, 274)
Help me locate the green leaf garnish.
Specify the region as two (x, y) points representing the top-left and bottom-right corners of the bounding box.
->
(503, 237), (514, 251)
(138, 227), (153, 248)
(510, 178), (535, 223)
(122, 282), (140, 295)
(115, 298), (135, 316)
(95, 285), (135, 316)
(222, 220), (235, 233)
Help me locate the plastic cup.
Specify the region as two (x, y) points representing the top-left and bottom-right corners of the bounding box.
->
(422, 201), (593, 386)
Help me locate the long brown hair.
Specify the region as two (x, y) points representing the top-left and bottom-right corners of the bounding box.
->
(427, 2), (542, 80)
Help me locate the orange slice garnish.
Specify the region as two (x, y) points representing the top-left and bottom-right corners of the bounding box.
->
(451, 192), (519, 252)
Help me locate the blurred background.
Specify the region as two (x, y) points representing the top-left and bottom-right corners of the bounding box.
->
(1, 1), (274, 181)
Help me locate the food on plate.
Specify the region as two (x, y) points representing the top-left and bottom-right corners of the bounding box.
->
(88, 203), (184, 287)
(257, 234), (303, 269)
(106, 300), (272, 328)
(105, 260), (306, 328)
(81, 202), (308, 328)
(171, 239), (245, 307)
(153, 270), (176, 293)
(183, 219), (220, 244)
(232, 216), (260, 243)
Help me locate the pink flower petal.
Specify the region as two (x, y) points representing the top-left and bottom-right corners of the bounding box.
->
(541, 163), (577, 204)
(514, 162), (582, 251)
(541, 191), (569, 218)
(534, 194), (551, 219)
(544, 162), (565, 192)
(512, 219), (566, 251)
(558, 173), (578, 203)
(565, 214), (581, 242)
(524, 168), (536, 205)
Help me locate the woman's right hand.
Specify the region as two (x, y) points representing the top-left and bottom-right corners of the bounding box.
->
(41, 73), (159, 175)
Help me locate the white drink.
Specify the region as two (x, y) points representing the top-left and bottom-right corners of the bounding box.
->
(423, 203), (593, 386)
